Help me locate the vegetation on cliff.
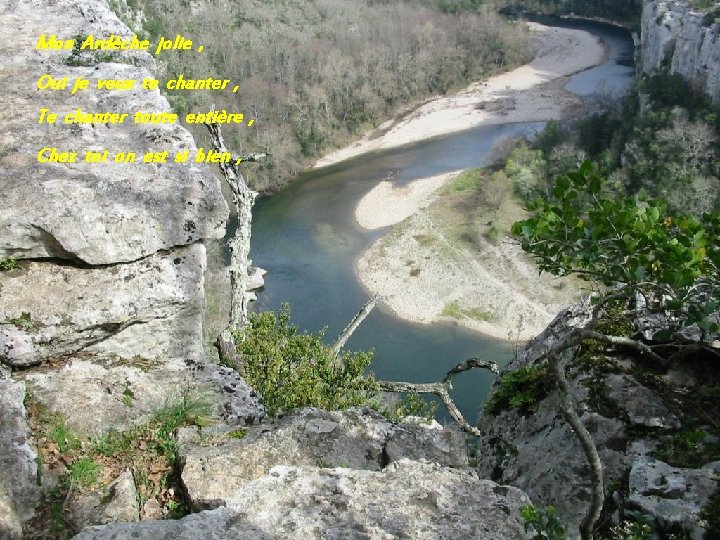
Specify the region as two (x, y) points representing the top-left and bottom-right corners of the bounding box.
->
(514, 161), (720, 348)
(504, 163), (720, 539)
(501, 72), (720, 219)
(233, 306), (378, 416)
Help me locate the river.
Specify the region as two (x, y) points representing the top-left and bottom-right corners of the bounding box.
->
(247, 19), (634, 422)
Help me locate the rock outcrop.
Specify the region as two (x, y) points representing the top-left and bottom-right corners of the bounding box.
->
(75, 460), (532, 540)
(476, 303), (718, 539)
(0, 244), (208, 367)
(0, 0), (229, 369)
(0, 0), (261, 535)
(0, 378), (40, 540)
(641, 0), (720, 103)
(629, 456), (719, 539)
(178, 407), (468, 510)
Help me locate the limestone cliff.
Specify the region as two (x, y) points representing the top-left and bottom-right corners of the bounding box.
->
(0, 0), (267, 536)
(0, 0), (230, 366)
(476, 303), (719, 539)
(641, 0), (720, 103)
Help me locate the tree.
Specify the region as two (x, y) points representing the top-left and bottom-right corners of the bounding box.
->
(508, 161), (720, 539)
(204, 121), (265, 364)
(513, 160), (720, 350)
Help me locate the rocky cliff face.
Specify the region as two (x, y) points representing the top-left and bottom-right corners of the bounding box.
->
(0, 0), (267, 535)
(641, 0), (720, 103)
(476, 303), (719, 539)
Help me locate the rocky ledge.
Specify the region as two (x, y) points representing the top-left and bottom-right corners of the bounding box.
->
(75, 459), (532, 540)
(476, 303), (720, 539)
(0, 0), (261, 535)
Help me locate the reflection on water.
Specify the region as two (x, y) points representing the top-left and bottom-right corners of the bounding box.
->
(248, 20), (634, 422)
(563, 19), (635, 97)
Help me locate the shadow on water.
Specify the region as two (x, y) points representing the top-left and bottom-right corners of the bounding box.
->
(245, 20), (634, 423)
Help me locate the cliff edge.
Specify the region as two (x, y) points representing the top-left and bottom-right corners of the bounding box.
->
(641, 0), (720, 103)
(0, 0), (268, 536)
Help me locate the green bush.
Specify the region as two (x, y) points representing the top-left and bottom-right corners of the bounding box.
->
(484, 363), (554, 415)
(521, 504), (566, 540)
(0, 257), (20, 271)
(505, 142), (547, 201)
(236, 305), (379, 416)
(513, 162), (720, 344)
(444, 169), (482, 193)
(654, 429), (720, 468)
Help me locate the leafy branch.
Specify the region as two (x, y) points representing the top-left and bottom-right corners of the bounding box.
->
(507, 162), (720, 539)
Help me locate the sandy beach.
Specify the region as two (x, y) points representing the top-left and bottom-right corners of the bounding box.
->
(355, 171), (464, 230)
(345, 22), (605, 340)
(315, 22), (606, 168)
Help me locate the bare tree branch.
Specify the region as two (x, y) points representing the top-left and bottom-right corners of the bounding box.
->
(331, 295), (379, 359)
(549, 352), (603, 540)
(378, 357), (498, 437)
(442, 357), (499, 382)
(204, 118), (263, 362)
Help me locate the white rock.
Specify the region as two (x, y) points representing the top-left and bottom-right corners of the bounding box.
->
(0, 0), (228, 265)
(0, 244), (207, 367)
(629, 457), (718, 539)
(21, 357), (264, 437)
(69, 469), (139, 529)
(641, 1), (720, 104)
(0, 379), (40, 539)
(76, 460), (532, 539)
(179, 407), (467, 510)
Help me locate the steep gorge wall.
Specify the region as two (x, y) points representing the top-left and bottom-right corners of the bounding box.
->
(641, 0), (720, 103)
(0, 0), (266, 535)
(0, 0), (229, 364)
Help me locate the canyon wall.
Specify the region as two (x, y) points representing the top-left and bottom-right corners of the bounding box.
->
(641, 0), (720, 103)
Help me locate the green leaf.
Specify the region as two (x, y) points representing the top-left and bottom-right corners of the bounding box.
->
(580, 160), (592, 176)
(553, 176), (570, 198)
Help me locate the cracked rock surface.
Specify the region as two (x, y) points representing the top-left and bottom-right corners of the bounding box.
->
(0, 244), (207, 367)
(19, 357), (264, 437)
(0, 0), (228, 264)
(0, 0), (236, 535)
(641, 0), (720, 104)
(75, 460), (531, 540)
(178, 407), (467, 510)
(0, 378), (40, 539)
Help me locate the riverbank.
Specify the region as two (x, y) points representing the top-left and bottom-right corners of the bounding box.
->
(314, 22), (606, 168)
(348, 22), (607, 340)
(356, 170), (583, 340)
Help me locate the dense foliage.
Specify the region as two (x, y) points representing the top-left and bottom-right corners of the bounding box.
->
(235, 306), (379, 416)
(490, 0), (643, 27)
(484, 363), (554, 415)
(506, 73), (720, 218)
(116, 0), (530, 191)
(512, 162), (720, 345)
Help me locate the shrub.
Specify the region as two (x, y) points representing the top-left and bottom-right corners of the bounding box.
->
(521, 504), (566, 540)
(0, 257), (20, 271)
(512, 161), (720, 346)
(484, 363), (554, 415)
(236, 305), (379, 416)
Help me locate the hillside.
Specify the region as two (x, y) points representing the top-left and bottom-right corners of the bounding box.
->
(118, 0), (531, 191)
